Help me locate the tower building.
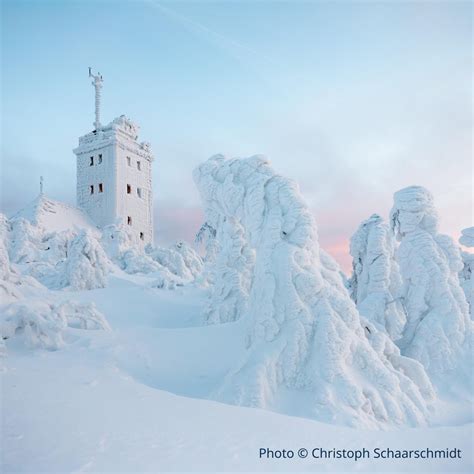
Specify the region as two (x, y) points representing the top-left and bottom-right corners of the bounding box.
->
(73, 69), (154, 245)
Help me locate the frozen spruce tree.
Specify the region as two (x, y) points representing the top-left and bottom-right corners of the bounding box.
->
(459, 227), (474, 318)
(390, 186), (472, 378)
(194, 155), (433, 427)
(349, 214), (406, 341)
(58, 230), (110, 290)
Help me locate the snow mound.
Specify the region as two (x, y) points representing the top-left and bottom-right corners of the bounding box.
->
(390, 186), (472, 378)
(1, 300), (109, 350)
(194, 155), (434, 427)
(11, 194), (98, 234)
(349, 214), (406, 341)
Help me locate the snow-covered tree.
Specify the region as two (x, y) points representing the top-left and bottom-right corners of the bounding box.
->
(390, 186), (472, 377)
(58, 230), (110, 290)
(1, 300), (110, 350)
(8, 217), (42, 264)
(194, 155), (433, 427)
(147, 243), (203, 282)
(101, 223), (203, 282)
(203, 217), (254, 323)
(349, 214), (406, 341)
(459, 227), (474, 318)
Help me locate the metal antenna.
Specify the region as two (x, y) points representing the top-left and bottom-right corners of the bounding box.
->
(40, 176), (44, 195)
(88, 67), (103, 131)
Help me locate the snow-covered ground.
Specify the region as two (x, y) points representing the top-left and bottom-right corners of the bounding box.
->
(1, 161), (473, 473)
(2, 275), (473, 473)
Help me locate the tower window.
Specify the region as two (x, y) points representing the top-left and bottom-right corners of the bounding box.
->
(127, 216), (132, 226)
(90, 156), (94, 166)
(137, 187), (142, 198)
(127, 156), (131, 166)
(99, 183), (103, 193)
(98, 154), (103, 164)
(140, 232), (144, 241)
(90, 185), (94, 194)
(137, 161), (141, 170)
(127, 184), (131, 194)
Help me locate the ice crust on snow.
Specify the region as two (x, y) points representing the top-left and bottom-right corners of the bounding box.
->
(390, 186), (472, 377)
(194, 155), (434, 427)
(349, 214), (406, 341)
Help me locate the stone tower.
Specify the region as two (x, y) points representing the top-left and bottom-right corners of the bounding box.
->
(73, 69), (154, 245)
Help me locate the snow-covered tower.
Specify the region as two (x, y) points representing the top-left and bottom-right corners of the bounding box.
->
(73, 69), (154, 245)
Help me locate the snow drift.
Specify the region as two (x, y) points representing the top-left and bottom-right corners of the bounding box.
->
(194, 155), (433, 427)
(390, 186), (472, 378)
(349, 214), (406, 341)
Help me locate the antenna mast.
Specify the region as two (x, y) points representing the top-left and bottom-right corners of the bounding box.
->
(40, 176), (44, 195)
(88, 67), (103, 131)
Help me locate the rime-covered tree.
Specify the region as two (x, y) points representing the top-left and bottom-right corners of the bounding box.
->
(459, 227), (474, 318)
(390, 186), (472, 378)
(194, 155), (433, 427)
(349, 214), (406, 341)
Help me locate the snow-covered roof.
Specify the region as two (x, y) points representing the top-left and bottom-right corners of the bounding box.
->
(11, 194), (99, 234)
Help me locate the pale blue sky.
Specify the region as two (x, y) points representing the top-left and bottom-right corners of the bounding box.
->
(1, 0), (472, 269)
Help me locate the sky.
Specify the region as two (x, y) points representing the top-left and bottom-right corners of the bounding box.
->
(1, 0), (472, 272)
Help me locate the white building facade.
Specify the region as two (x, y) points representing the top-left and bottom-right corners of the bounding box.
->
(73, 70), (154, 245)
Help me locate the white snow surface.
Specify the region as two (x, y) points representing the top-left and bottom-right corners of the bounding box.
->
(1, 182), (473, 472)
(2, 279), (472, 473)
(390, 186), (472, 381)
(194, 155), (434, 428)
(349, 214), (406, 341)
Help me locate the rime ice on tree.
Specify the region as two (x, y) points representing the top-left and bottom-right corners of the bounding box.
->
(390, 186), (471, 377)
(194, 155), (434, 428)
(349, 214), (406, 341)
(73, 69), (154, 245)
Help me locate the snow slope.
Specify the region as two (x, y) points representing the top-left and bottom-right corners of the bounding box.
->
(1, 182), (473, 472)
(2, 279), (472, 473)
